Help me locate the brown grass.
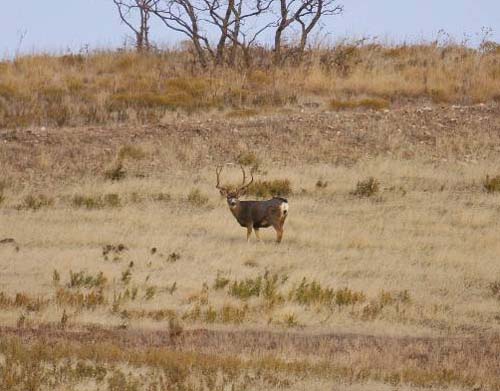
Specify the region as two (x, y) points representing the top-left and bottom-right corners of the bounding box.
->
(1, 43), (500, 127)
(1, 58), (500, 389)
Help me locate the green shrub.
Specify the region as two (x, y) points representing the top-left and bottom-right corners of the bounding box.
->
(247, 179), (292, 198)
(213, 271), (230, 290)
(489, 281), (500, 298)
(56, 287), (105, 309)
(228, 271), (284, 303)
(18, 194), (54, 210)
(67, 270), (107, 289)
(484, 175), (500, 193)
(104, 161), (126, 181)
(145, 286), (156, 300)
(290, 278), (335, 306)
(72, 193), (121, 209)
(351, 177), (379, 197)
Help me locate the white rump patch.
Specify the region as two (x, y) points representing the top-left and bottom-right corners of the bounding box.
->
(280, 202), (289, 215)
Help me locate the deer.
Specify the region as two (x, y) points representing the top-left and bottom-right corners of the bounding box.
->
(216, 164), (289, 243)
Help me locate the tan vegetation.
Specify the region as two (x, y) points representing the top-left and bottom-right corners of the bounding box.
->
(1, 43), (500, 128)
(1, 46), (500, 389)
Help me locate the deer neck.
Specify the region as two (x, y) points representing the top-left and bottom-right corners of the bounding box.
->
(229, 201), (244, 222)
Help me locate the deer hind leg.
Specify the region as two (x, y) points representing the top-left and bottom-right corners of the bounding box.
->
(273, 223), (284, 243)
(254, 229), (261, 241)
(246, 226), (253, 242)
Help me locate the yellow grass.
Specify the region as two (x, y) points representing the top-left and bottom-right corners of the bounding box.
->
(1, 159), (500, 336)
(1, 43), (500, 127)
(1, 50), (500, 388)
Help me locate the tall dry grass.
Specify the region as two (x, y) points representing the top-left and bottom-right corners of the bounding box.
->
(1, 42), (499, 128)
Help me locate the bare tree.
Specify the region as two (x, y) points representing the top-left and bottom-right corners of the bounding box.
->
(148, 0), (273, 67)
(148, 0), (212, 67)
(203, 0), (274, 66)
(274, 0), (343, 63)
(112, 0), (155, 51)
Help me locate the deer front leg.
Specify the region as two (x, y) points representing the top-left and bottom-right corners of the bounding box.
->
(254, 229), (261, 241)
(246, 226), (253, 242)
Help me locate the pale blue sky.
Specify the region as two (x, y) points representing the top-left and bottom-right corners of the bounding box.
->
(1, 0), (499, 57)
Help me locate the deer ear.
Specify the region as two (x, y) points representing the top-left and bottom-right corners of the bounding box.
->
(238, 189), (246, 196)
(219, 189), (227, 196)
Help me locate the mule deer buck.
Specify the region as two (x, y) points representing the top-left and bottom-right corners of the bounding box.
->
(216, 165), (289, 243)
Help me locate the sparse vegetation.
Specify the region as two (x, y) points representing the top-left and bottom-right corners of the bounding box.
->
(17, 194), (54, 210)
(483, 175), (500, 193)
(188, 188), (209, 207)
(247, 179), (292, 198)
(72, 193), (121, 209)
(351, 177), (380, 197)
(67, 270), (107, 289)
(104, 161), (126, 181)
(2, 41), (500, 391)
(1, 42), (500, 128)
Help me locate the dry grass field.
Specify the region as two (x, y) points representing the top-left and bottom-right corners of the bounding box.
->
(1, 46), (500, 390)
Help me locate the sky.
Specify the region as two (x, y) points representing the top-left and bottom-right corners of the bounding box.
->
(1, 0), (499, 57)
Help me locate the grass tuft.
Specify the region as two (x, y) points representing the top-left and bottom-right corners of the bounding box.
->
(247, 179), (292, 198)
(188, 188), (209, 207)
(351, 177), (380, 197)
(483, 175), (500, 193)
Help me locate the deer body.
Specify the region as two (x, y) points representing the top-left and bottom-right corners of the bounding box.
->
(216, 165), (289, 243)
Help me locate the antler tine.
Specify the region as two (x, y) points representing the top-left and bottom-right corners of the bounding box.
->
(240, 164), (246, 187)
(237, 164), (254, 193)
(215, 165), (225, 190)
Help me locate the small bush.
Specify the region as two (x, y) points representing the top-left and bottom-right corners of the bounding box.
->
(335, 287), (366, 307)
(228, 271), (284, 303)
(72, 193), (121, 209)
(18, 194), (54, 210)
(104, 161), (126, 181)
(102, 243), (128, 261)
(351, 177), (380, 197)
(220, 304), (247, 324)
(121, 268), (132, 284)
(247, 179), (292, 198)
(145, 286), (156, 300)
(483, 175), (500, 193)
(56, 288), (105, 309)
(290, 278), (335, 306)
(67, 270), (107, 289)
(151, 192), (171, 202)
(213, 271), (230, 290)
(52, 269), (60, 284)
(489, 281), (500, 298)
(229, 276), (262, 299)
(188, 188), (209, 207)
(283, 313), (299, 328)
(315, 180), (328, 189)
(167, 252), (181, 262)
(329, 98), (389, 110)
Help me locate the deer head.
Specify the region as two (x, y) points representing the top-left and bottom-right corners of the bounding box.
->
(215, 164), (254, 208)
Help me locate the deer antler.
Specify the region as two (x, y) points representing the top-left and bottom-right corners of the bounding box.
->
(235, 165), (254, 195)
(215, 165), (228, 192)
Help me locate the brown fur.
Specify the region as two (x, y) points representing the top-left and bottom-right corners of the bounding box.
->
(216, 165), (288, 242)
